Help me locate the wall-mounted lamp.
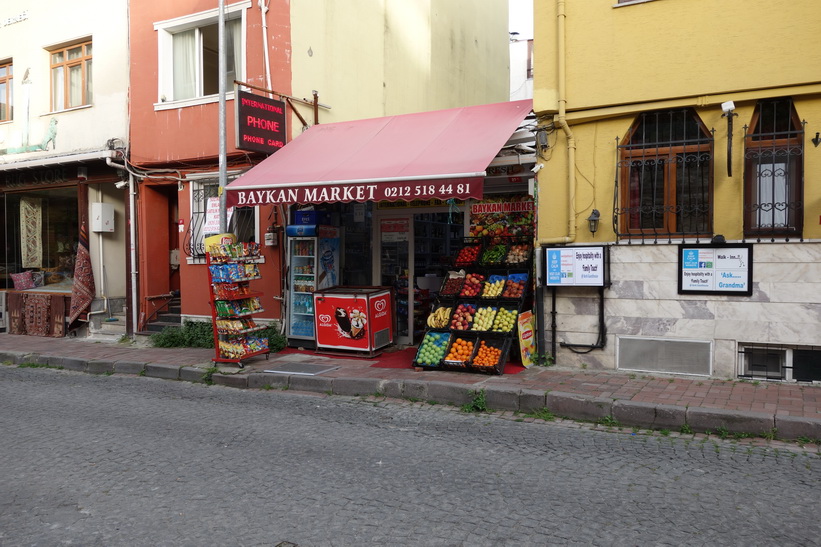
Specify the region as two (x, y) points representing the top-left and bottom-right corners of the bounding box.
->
(721, 101), (737, 177)
(587, 209), (601, 235)
(812, 132), (821, 147)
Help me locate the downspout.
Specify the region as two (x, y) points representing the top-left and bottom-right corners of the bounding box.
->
(537, 0), (577, 246)
(106, 156), (138, 335)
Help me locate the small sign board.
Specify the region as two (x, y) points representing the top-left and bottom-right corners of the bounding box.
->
(235, 88), (287, 154)
(678, 243), (753, 296)
(544, 246), (608, 287)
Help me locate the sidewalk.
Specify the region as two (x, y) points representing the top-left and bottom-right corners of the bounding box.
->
(1, 333), (820, 443)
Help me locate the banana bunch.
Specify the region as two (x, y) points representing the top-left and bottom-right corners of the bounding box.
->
(426, 306), (452, 328)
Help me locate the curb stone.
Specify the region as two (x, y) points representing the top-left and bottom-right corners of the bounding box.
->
(519, 388), (547, 413)
(113, 361), (146, 375)
(87, 360), (114, 375)
(484, 386), (521, 411)
(212, 373), (248, 389)
(333, 377), (385, 397)
(547, 391), (613, 421)
(247, 372), (289, 390)
(180, 367), (206, 383)
(774, 415), (821, 441)
(686, 407), (773, 436)
(427, 381), (473, 406)
(289, 374), (333, 393)
(144, 363), (180, 380)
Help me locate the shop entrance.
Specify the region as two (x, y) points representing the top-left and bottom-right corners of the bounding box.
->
(376, 209), (464, 346)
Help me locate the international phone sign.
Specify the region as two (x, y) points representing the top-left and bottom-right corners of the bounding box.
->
(235, 89), (287, 154)
(544, 246), (608, 287)
(678, 244), (753, 296)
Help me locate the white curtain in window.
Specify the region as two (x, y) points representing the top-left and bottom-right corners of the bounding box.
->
(173, 29), (196, 100)
(226, 18), (242, 83)
(756, 162), (787, 228)
(68, 65), (82, 107)
(51, 66), (64, 111)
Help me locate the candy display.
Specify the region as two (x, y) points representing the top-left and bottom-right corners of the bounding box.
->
(207, 241), (261, 261)
(215, 318), (262, 334)
(217, 335), (269, 360)
(208, 263), (260, 283)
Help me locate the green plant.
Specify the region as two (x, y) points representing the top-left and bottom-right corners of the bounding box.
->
(581, 363), (588, 370)
(18, 362), (63, 370)
(461, 389), (488, 413)
(139, 369), (146, 376)
(597, 415), (619, 427)
(201, 366), (219, 385)
(524, 408), (556, 421)
(680, 424), (694, 435)
(533, 353), (555, 367)
(151, 320), (214, 348)
(716, 426), (730, 440)
(261, 384), (273, 391)
(733, 431), (752, 440)
(796, 435), (812, 446)
(659, 429), (671, 436)
(762, 428), (777, 441)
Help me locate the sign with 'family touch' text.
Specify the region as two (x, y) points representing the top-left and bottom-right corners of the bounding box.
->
(544, 246), (608, 287)
(678, 244), (753, 296)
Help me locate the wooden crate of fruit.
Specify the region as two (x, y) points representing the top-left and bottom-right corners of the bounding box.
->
(500, 272), (528, 300)
(448, 301), (478, 331)
(453, 238), (483, 268)
(467, 333), (512, 375)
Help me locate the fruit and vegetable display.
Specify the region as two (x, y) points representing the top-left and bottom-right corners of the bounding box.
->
(470, 306), (497, 331)
(415, 331), (450, 367)
(481, 275), (506, 298)
(505, 244), (531, 265)
(501, 273), (528, 299)
(449, 303), (477, 330)
(439, 272), (465, 296)
(454, 244), (481, 267)
(471, 340), (503, 368)
(481, 244), (507, 266)
(426, 305), (453, 328)
(459, 273), (485, 297)
(491, 307), (518, 332)
(444, 337), (475, 364)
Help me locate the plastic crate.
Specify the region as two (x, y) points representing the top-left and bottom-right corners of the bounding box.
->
(468, 333), (512, 375)
(457, 272), (485, 298)
(426, 303), (454, 330)
(500, 272), (528, 300)
(439, 272), (465, 297)
(469, 304), (498, 332)
(504, 238), (533, 267)
(441, 333), (479, 371)
(489, 304), (519, 333)
(480, 242), (508, 266)
(413, 330), (451, 369)
(480, 274), (507, 298)
(453, 238), (483, 268)
(448, 301), (478, 332)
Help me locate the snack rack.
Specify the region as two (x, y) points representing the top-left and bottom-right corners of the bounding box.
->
(414, 236), (533, 375)
(206, 242), (270, 367)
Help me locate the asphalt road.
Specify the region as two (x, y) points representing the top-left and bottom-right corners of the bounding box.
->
(1, 366), (819, 547)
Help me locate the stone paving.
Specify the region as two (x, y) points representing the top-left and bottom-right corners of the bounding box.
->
(0, 333), (820, 443)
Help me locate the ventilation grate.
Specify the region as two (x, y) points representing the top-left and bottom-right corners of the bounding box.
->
(618, 336), (711, 376)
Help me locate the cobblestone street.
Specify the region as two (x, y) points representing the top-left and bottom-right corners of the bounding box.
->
(1, 367), (819, 546)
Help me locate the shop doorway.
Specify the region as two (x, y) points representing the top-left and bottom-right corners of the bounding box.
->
(376, 209), (464, 346)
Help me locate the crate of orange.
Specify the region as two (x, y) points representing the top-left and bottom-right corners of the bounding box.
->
(441, 334), (479, 371)
(467, 334), (512, 375)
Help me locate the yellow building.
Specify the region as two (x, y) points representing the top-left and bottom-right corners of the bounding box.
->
(533, 0), (821, 379)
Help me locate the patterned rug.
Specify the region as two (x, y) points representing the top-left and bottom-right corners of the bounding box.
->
(69, 223), (95, 324)
(7, 292), (66, 337)
(20, 197), (42, 269)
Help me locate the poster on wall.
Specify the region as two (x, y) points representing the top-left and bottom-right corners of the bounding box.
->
(380, 218), (409, 242)
(468, 194), (534, 238)
(544, 246), (608, 287)
(678, 244), (753, 296)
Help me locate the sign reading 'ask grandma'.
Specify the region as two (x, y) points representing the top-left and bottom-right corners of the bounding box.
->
(678, 243), (753, 296)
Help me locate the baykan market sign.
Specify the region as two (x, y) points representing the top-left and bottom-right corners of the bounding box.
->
(226, 178), (483, 207)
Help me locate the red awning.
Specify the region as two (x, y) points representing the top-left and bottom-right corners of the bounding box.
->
(225, 99), (532, 207)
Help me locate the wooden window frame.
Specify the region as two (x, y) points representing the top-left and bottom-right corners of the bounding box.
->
(618, 111), (714, 238)
(743, 99), (804, 239)
(0, 61), (12, 122)
(49, 40), (92, 111)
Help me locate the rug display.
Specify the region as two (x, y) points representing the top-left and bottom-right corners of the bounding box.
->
(7, 292), (66, 337)
(20, 197), (43, 269)
(68, 223), (95, 324)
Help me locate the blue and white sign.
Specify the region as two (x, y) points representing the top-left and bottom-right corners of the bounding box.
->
(545, 246), (607, 287)
(678, 244), (752, 296)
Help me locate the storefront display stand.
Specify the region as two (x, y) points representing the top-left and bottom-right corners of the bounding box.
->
(206, 248), (270, 368)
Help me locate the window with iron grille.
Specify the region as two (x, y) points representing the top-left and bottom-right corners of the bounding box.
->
(184, 180), (257, 261)
(616, 109), (713, 241)
(739, 344), (821, 382)
(743, 98), (804, 240)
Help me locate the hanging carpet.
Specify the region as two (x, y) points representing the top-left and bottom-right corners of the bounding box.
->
(69, 223), (95, 324)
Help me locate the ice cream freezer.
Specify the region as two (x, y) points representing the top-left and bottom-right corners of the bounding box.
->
(313, 286), (395, 356)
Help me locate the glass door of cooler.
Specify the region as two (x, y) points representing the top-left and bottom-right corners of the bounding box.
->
(288, 237), (317, 341)
(379, 217), (411, 344)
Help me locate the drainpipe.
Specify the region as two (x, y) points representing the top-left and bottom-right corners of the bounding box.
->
(106, 156), (138, 335)
(537, 0), (577, 247)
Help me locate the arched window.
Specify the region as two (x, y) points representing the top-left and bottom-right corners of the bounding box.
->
(743, 98), (803, 239)
(617, 109), (713, 239)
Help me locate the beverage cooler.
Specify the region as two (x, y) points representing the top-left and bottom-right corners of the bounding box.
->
(286, 224), (340, 347)
(313, 286), (394, 357)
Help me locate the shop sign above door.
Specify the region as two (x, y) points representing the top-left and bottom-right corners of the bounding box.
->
(235, 89), (287, 155)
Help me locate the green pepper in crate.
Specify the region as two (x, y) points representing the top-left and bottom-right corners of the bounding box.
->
(482, 244), (506, 264)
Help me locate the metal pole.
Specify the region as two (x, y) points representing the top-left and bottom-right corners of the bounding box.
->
(218, 0), (228, 232)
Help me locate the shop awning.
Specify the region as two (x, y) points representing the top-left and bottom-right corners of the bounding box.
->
(225, 99), (532, 207)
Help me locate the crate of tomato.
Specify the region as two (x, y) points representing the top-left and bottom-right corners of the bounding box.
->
(453, 238), (483, 268)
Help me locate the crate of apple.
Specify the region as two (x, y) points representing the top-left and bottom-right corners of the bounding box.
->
(449, 303), (477, 330)
(491, 307), (518, 332)
(459, 273), (485, 297)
